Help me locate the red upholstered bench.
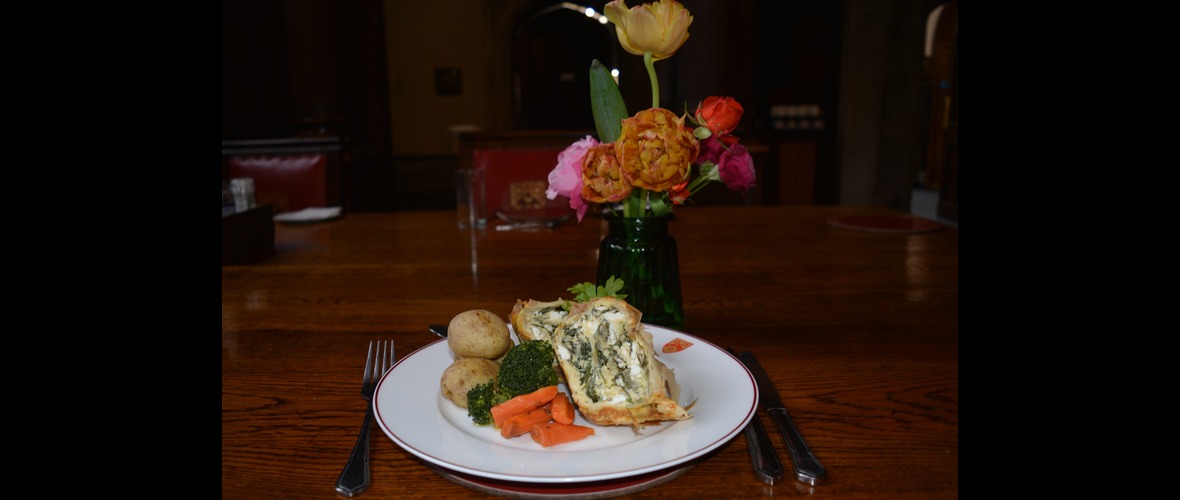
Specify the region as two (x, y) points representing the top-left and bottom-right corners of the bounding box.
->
(228, 154), (329, 212)
(458, 130), (594, 220)
(221, 137), (345, 214)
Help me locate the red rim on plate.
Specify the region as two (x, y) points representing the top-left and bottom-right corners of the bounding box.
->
(429, 463), (695, 499)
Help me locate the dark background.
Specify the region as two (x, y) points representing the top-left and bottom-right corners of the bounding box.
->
(221, 0), (957, 220)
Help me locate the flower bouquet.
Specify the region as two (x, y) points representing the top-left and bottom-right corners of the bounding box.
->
(544, 0), (756, 329)
(545, 0), (756, 221)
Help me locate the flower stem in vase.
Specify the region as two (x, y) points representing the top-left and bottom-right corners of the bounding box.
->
(597, 214), (684, 329)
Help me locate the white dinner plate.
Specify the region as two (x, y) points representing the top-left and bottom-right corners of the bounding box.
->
(373, 325), (757, 484)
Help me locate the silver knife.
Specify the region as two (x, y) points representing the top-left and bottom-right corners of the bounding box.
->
(738, 351), (827, 485)
(727, 347), (784, 484)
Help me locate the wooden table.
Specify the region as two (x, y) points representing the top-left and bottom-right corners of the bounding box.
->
(222, 205), (958, 498)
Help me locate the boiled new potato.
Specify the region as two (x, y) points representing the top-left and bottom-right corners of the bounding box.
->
(447, 309), (513, 360)
(440, 357), (500, 408)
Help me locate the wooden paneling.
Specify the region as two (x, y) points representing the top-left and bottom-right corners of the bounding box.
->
(221, 0), (392, 211)
(933, 1), (958, 222)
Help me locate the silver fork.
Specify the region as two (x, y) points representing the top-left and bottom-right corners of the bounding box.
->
(335, 340), (395, 497)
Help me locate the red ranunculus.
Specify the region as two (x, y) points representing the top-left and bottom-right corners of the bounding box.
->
(695, 96), (743, 137)
(668, 181), (690, 205)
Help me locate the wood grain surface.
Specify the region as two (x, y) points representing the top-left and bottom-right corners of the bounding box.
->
(222, 206), (957, 498)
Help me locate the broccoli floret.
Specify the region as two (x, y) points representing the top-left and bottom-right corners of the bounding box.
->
(466, 381), (507, 426)
(464, 340), (560, 425)
(496, 339), (560, 398)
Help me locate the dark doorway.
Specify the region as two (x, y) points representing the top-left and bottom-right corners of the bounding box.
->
(511, 2), (618, 130)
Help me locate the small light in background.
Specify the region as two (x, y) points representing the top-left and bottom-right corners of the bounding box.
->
(611, 68), (620, 84)
(561, 2), (610, 24)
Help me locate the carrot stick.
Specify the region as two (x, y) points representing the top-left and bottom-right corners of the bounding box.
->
(490, 385), (559, 428)
(530, 422), (595, 447)
(499, 407), (552, 439)
(549, 391), (575, 425)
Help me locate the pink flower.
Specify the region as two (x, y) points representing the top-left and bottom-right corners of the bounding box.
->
(547, 135), (598, 221)
(717, 142), (755, 192)
(697, 134), (738, 164)
(697, 135), (723, 164)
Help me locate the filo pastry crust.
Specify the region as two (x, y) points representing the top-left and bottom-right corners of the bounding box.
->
(508, 298), (569, 344)
(552, 296), (691, 428)
(508, 298), (569, 382)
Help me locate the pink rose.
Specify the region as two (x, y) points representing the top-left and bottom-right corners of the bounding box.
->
(547, 135), (598, 221)
(717, 142), (755, 192)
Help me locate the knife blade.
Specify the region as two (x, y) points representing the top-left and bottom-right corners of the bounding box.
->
(727, 347), (784, 484)
(738, 351), (827, 485)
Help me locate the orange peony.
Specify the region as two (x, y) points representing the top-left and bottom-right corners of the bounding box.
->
(580, 143), (633, 203)
(615, 108), (699, 192)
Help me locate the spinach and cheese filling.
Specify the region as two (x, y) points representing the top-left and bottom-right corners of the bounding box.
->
(552, 296), (690, 427)
(559, 303), (650, 404)
(524, 305), (567, 343)
(509, 299), (569, 344)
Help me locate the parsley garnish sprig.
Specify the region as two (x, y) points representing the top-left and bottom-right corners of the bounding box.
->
(563, 276), (627, 310)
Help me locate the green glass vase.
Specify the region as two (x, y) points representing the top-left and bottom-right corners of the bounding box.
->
(597, 214), (684, 329)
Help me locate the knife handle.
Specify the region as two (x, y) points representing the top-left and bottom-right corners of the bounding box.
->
(768, 408), (826, 485)
(744, 414), (784, 485)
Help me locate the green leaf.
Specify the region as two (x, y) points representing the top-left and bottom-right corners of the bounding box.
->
(567, 281), (598, 302)
(698, 162), (720, 181)
(589, 59), (628, 143)
(602, 275), (627, 300)
(649, 195), (670, 217)
(565, 276), (627, 303)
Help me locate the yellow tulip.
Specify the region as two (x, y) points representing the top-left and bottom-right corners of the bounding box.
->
(603, 0), (693, 61)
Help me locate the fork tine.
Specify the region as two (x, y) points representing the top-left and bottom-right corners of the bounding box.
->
(374, 340), (383, 383)
(361, 340), (376, 395)
(384, 340), (395, 374)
